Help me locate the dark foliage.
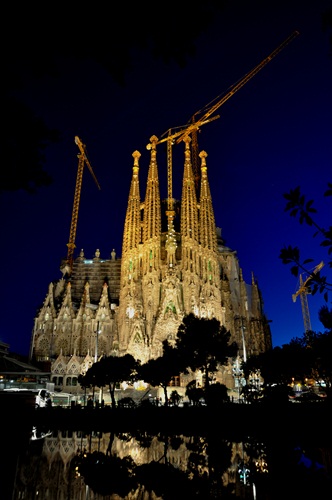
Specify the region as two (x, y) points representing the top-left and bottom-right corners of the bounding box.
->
(117, 397), (137, 408)
(2, 2), (227, 193)
(279, 184), (332, 302)
(319, 304), (332, 330)
(1, 97), (60, 193)
(135, 461), (199, 500)
(139, 343), (182, 406)
(186, 380), (206, 405)
(75, 451), (137, 497)
(176, 313), (238, 395)
(206, 382), (230, 404)
(78, 354), (140, 407)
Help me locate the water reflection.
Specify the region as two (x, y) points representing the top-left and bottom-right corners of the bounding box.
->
(10, 425), (332, 499)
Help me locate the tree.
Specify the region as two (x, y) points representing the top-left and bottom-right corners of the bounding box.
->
(279, 184), (332, 302)
(74, 451), (137, 497)
(296, 306), (332, 397)
(206, 382), (230, 405)
(78, 361), (103, 402)
(169, 390), (183, 406)
(139, 341), (182, 407)
(319, 304), (332, 331)
(175, 314), (238, 402)
(1, 97), (60, 193)
(243, 343), (308, 403)
(299, 310), (332, 398)
(185, 380), (206, 406)
(2, 3), (226, 193)
(80, 354), (140, 408)
(244, 305), (332, 401)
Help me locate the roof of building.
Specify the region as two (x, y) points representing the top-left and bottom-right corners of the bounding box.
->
(0, 355), (44, 375)
(0, 340), (47, 376)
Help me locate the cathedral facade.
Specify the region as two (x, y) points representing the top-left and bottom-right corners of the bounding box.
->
(30, 135), (272, 393)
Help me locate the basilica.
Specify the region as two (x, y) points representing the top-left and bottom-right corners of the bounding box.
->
(30, 134), (272, 395)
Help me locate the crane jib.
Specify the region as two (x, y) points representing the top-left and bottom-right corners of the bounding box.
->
(65, 137), (101, 275)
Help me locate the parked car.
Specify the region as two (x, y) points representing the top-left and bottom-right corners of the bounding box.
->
(35, 389), (52, 408)
(296, 392), (325, 403)
(117, 397), (137, 408)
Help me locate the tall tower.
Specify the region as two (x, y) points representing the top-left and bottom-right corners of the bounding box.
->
(30, 136), (272, 392)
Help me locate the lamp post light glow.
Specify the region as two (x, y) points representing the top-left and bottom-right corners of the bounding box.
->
(241, 319), (247, 363)
(95, 321), (102, 363)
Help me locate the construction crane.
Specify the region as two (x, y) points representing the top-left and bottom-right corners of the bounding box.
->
(156, 30), (299, 208)
(65, 136), (101, 275)
(292, 261), (324, 333)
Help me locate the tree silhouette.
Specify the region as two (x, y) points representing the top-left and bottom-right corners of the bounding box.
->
(77, 362), (101, 402)
(206, 382), (230, 405)
(243, 325), (332, 401)
(175, 314), (238, 401)
(243, 344), (304, 403)
(319, 304), (332, 331)
(185, 380), (206, 405)
(79, 354), (140, 407)
(301, 324), (332, 398)
(279, 184), (332, 302)
(135, 460), (198, 500)
(139, 341), (182, 406)
(169, 390), (183, 406)
(1, 97), (60, 193)
(2, 2), (226, 193)
(75, 451), (137, 497)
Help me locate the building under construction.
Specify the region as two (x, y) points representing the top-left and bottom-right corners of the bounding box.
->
(30, 133), (272, 395)
(28, 32), (302, 396)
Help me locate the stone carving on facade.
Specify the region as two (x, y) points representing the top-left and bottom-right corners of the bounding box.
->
(30, 139), (272, 393)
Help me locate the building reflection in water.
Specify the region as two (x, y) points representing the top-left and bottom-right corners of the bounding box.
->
(11, 427), (331, 499)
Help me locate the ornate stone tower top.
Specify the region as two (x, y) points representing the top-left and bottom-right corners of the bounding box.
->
(122, 150), (141, 256)
(143, 135), (161, 243)
(181, 136), (198, 243)
(199, 150), (218, 252)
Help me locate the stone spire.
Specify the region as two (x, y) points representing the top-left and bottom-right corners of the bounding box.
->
(143, 136), (161, 243)
(180, 136), (199, 242)
(120, 151), (142, 287)
(122, 150), (141, 256)
(251, 272), (263, 317)
(199, 151), (218, 252)
(141, 135), (161, 275)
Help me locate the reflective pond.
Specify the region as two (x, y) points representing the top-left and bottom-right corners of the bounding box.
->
(2, 405), (332, 499)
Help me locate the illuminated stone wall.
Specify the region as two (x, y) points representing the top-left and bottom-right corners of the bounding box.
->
(30, 136), (272, 390)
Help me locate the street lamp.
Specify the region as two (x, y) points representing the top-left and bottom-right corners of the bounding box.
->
(95, 320), (102, 363)
(94, 320), (104, 405)
(238, 461), (250, 485)
(232, 315), (247, 402)
(240, 318), (247, 363)
(233, 357), (243, 402)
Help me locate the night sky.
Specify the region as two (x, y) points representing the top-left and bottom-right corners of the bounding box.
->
(1, 1), (331, 356)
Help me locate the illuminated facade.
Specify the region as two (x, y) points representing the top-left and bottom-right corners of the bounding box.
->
(30, 135), (272, 391)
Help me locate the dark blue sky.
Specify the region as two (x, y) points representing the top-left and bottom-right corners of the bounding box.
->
(1, 0), (331, 356)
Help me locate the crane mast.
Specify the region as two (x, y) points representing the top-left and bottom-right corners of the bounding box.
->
(66, 136), (101, 275)
(292, 261), (324, 333)
(166, 129), (174, 215)
(156, 30), (299, 200)
(298, 274), (312, 333)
